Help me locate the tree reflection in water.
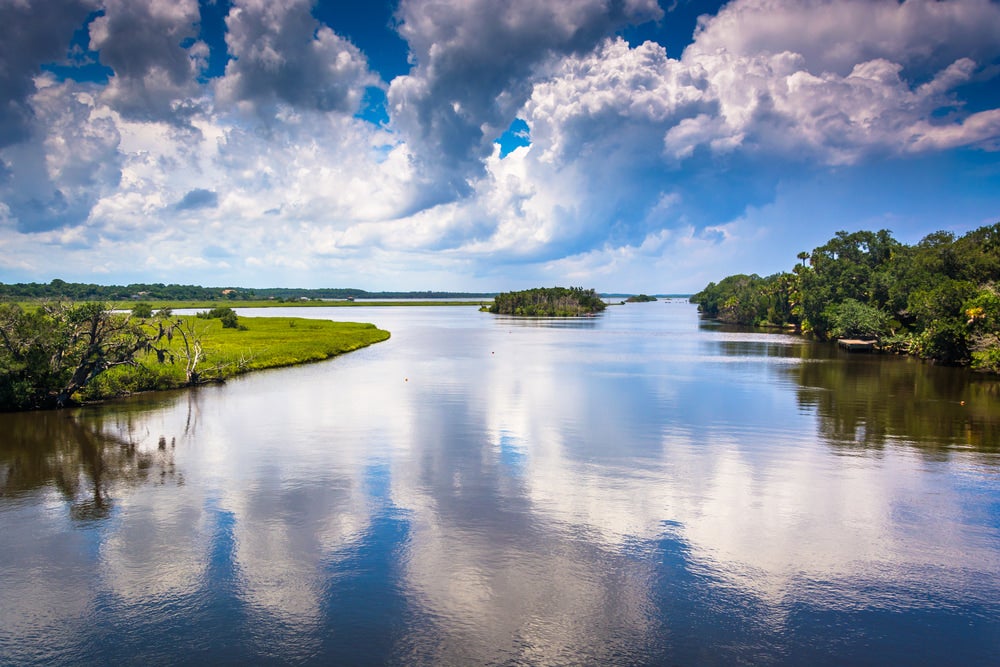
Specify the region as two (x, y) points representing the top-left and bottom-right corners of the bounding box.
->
(704, 327), (1000, 456)
(0, 402), (186, 521)
(785, 348), (1000, 456)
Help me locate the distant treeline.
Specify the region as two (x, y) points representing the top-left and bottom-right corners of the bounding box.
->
(489, 286), (606, 316)
(690, 224), (1000, 371)
(0, 279), (495, 302)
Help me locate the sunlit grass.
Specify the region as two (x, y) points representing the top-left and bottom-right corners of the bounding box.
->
(80, 316), (390, 402)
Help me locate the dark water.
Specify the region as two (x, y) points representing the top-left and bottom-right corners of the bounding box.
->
(1, 302), (998, 666)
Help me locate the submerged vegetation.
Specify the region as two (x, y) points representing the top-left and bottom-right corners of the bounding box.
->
(690, 224), (1000, 371)
(488, 287), (606, 316)
(0, 302), (389, 410)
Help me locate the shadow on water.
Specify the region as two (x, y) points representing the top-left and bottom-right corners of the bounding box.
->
(0, 401), (188, 521)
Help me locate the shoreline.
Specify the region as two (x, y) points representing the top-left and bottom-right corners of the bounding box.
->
(73, 315), (392, 407)
(701, 315), (998, 373)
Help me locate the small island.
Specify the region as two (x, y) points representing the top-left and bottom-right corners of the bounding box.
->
(625, 294), (658, 303)
(487, 286), (607, 316)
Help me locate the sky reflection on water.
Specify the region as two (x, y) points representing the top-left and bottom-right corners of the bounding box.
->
(1, 302), (998, 665)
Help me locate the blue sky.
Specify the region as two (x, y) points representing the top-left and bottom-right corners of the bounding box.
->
(1, 0), (999, 292)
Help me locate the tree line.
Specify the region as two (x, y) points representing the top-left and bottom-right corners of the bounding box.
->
(690, 224), (1000, 371)
(0, 280), (494, 302)
(489, 287), (607, 316)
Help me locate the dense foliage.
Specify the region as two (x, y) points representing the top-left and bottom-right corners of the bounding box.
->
(0, 303), (171, 409)
(0, 279), (493, 302)
(690, 225), (1000, 370)
(489, 287), (606, 316)
(626, 294), (658, 302)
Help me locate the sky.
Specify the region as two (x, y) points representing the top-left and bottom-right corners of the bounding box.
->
(1, 0), (999, 293)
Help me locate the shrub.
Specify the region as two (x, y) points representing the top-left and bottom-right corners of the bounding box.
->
(971, 347), (1000, 374)
(220, 310), (240, 329)
(196, 306), (243, 329)
(131, 302), (154, 318)
(913, 320), (970, 364)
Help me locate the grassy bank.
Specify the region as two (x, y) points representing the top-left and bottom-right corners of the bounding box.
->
(78, 316), (390, 402)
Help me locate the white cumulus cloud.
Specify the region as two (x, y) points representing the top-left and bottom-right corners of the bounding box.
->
(0, 0), (999, 290)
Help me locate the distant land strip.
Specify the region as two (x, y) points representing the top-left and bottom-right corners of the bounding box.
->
(0, 280), (495, 303)
(1, 280), (689, 305)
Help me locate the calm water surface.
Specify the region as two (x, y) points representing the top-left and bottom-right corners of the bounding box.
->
(1, 302), (998, 665)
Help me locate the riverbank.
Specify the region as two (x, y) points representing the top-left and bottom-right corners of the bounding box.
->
(78, 315), (390, 402)
(690, 226), (1000, 373)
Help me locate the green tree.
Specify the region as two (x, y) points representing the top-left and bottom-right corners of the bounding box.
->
(907, 280), (976, 330)
(690, 274), (764, 323)
(799, 229), (900, 337)
(0, 303), (183, 410)
(965, 287), (1000, 372)
(829, 299), (891, 341)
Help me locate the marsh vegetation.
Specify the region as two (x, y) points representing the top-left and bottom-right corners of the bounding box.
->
(0, 302), (389, 410)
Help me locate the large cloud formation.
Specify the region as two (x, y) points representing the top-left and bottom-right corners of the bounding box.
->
(0, 0), (99, 147)
(387, 0), (663, 195)
(216, 0), (380, 115)
(1, 0), (999, 289)
(90, 0), (206, 122)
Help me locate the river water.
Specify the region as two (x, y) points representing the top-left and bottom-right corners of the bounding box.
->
(1, 301), (998, 666)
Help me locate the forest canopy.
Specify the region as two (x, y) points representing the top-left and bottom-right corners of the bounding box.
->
(690, 224), (1000, 371)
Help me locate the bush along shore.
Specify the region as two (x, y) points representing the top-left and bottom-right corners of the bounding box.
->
(0, 302), (390, 410)
(486, 286), (607, 316)
(690, 224), (1000, 372)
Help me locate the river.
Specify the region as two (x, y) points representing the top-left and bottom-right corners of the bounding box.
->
(1, 301), (998, 665)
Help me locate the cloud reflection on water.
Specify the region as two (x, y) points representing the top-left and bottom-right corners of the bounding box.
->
(1, 304), (998, 664)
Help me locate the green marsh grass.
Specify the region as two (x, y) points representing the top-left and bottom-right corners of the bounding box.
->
(80, 316), (390, 402)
